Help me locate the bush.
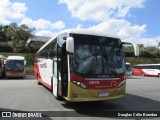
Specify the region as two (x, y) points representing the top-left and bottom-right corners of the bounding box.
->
(26, 46), (40, 53)
(124, 52), (134, 57)
(126, 57), (160, 67)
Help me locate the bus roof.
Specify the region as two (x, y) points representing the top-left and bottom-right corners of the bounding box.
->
(6, 56), (25, 60)
(134, 64), (160, 66)
(60, 29), (120, 39)
(37, 29), (120, 53)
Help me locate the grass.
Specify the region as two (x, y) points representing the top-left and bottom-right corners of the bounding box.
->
(25, 65), (34, 71)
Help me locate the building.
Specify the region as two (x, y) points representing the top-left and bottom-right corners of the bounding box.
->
(26, 36), (50, 53)
(26, 36), (50, 47)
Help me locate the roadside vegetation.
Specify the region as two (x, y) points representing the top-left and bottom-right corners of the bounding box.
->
(124, 44), (160, 58)
(0, 22), (36, 53)
(126, 57), (160, 67)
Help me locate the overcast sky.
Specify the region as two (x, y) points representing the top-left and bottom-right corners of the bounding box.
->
(0, 0), (159, 46)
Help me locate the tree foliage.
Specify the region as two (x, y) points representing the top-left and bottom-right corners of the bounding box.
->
(0, 25), (7, 42)
(17, 24), (35, 50)
(124, 44), (160, 58)
(0, 23), (35, 52)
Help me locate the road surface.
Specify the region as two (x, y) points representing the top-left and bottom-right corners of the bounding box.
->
(0, 75), (160, 120)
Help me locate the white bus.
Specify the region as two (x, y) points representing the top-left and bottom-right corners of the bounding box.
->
(125, 62), (132, 76)
(34, 29), (139, 102)
(5, 56), (26, 78)
(133, 64), (160, 77)
(0, 55), (6, 78)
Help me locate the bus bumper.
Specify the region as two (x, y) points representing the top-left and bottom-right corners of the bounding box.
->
(6, 73), (25, 78)
(65, 83), (126, 102)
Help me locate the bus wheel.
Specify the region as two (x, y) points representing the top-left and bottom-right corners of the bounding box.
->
(37, 74), (42, 85)
(141, 73), (144, 76)
(37, 81), (42, 85)
(158, 73), (160, 77)
(2, 71), (6, 78)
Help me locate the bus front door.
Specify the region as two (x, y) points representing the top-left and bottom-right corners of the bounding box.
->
(59, 54), (68, 98)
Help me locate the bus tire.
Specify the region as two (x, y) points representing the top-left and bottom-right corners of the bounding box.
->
(158, 73), (160, 77)
(141, 73), (144, 77)
(51, 77), (53, 93)
(2, 71), (6, 78)
(37, 74), (42, 85)
(51, 77), (61, 100)
(37, 81), (42, 85)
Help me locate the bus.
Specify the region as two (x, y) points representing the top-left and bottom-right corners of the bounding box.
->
(5, 56), (26, 78)
(0, 55), (6, 78)
(133, 64), (160, 77)
(125, 62), (132, 76)
(34, 29), (139, 102)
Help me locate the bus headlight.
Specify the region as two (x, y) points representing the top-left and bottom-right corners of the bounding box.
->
(72, 81), (87, 89)
(118, 80), (126, 88)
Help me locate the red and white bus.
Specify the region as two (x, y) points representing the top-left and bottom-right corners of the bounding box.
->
(34, 29), (139, 102)
(133, 64), (160, 77)
(5, 56), (26, 78)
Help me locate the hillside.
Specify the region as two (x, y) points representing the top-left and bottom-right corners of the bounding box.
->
(126, 57), (160, 66)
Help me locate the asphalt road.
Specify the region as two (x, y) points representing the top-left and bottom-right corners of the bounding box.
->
(0, 75), (160, 120)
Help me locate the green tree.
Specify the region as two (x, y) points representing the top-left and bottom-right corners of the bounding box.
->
(124, 46), (134, 57)
(141, 46), (160, 58)
(5, 23), (19, 49)
(0, 25), (7, 42)
(17, 24), (35, 51)
(4, 22), (35, 52)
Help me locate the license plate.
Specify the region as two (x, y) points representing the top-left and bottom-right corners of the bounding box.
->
(99, 92), (109, 97)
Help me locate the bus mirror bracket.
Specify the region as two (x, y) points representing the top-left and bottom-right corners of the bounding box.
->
(122, 42), (139, 56)
(24, 61), (26, 65)
(66, 37), (74, 54)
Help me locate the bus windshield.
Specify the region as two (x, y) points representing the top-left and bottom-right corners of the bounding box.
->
(70, 34), (125, 77)
(5, 60), (24, 71)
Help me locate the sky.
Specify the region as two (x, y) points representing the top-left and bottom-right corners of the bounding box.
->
(0, 0), (160, 46)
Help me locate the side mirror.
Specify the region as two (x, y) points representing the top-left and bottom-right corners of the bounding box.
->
(133, 44), (139, 56)
(122, 42), (139, 56)
(66, 37), (74, 54)
(24, 61), (26, 65)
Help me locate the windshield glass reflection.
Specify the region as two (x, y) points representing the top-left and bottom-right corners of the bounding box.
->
(5, 60), (24, 70)
(70, 34), (125, 76)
